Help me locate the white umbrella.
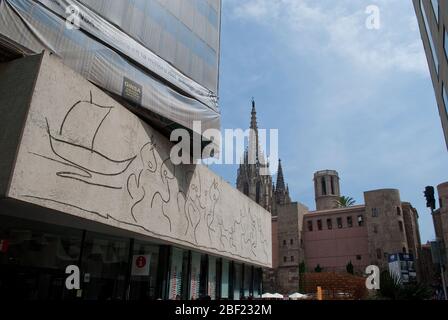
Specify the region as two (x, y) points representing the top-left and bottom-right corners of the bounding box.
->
(261, 293), (274, 299)
(289, 292), (308, 300)
(273, 293), (284, 299)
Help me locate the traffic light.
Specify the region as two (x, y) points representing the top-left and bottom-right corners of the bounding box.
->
(424, 186), (436, 210)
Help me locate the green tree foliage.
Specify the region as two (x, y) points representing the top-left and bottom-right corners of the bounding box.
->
(337, 196), (356, 208)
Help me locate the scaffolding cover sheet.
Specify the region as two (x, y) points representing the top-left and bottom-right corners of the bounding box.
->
(0, 0), (221, 133)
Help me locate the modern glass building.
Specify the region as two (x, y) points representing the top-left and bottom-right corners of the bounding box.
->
(0, 214), (263, 300)
(413, 0), (448, 149)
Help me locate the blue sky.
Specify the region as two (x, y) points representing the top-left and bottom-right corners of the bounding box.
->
(209, 0), (448, 243)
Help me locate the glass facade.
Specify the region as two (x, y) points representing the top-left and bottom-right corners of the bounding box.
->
(0, 214), (262, 300)
(80, 233), (130, 300)
(445, 27), (448, 61)
(233, 263), (242, 300)
(431, 0), (439, 23)
(220, 259), (230, 299)
(444, 84), (448, 117)
(421, 0), (439, 76)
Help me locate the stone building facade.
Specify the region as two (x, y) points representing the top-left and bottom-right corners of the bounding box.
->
(236, 101), (305, 293)
(433, 182), (448, 287)
(236, 105), (424, 293)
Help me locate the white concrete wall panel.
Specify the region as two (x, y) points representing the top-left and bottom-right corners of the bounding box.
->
(6, 53), (272, 267)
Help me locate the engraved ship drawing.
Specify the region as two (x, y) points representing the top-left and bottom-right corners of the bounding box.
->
(43, 92), (136, 188)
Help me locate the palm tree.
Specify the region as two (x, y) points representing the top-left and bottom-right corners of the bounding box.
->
(337, 196), (356, 208)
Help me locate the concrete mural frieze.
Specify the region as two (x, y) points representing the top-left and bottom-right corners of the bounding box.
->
(7, 53), (271, 267)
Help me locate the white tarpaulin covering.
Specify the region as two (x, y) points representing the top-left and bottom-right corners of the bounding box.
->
(0, 0), (221, 134)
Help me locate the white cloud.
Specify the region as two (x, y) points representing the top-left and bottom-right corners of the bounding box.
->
(226, 0), (428, 75)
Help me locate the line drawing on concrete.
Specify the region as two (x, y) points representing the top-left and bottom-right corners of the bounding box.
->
(20, 90), (270, 265)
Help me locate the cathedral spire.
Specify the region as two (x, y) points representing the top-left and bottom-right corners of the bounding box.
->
(276, 159), (285, 192)
(248, 98), (259, 164)
(250, 98), (258, 130)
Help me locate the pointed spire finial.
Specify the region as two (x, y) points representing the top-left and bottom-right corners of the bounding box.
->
(250, 98), (257, 130)
(276, 159), (286, 192)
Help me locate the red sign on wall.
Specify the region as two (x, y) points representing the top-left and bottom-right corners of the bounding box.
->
(131, 254), (151, 276)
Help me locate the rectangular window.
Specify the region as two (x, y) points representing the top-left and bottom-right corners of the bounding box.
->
(358, 215), (364, 227)
(376, 248), (382, 260)
(129, 241), (160, 300)
(221, 259), (230, 299)
(398, 221), (404, 232)
(421, 0), (439, 76)
(337, 217), (343, 229)
(169, 247), (190, 300)
(397, 207), (402, 216)
(208, 256), (217, 300)
(445, 27), (448, 61)
(291, 256), (294, 262)
(327, 218), (333, 230)
(356, 255), (362, 261)
(347, 216), (353, 228)
(283, 256), (287, 263)
(233, 263), (242, 300)
(283, 239), (287, 246)
(290, 239), (293, 245)
(307, 220), (313, 232)
(431, 0), (439, 23)
(373, 225), (379, 234)
(443, 83), (448, 118)
(372, 208), (379, 217)
(317, 219), (323, 231)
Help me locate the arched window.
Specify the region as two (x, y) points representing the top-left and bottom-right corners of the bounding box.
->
(256, 182), (261, 204)
(243, 182), (249, 196)
(330, 177), (335, 195)
(321, 177), (327, 195)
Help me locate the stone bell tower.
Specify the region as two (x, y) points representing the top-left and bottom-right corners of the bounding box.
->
(314, 170), (340, 211)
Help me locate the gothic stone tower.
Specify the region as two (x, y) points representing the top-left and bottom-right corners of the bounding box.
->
(237, 99), (273, 212)
(236, 100), (291, 215)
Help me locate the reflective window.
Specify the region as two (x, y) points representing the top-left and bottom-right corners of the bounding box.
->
(431, 0), (439, 23)
(129, 241), (159, 300)
(253, 268), (262, 298)
(0, 215), (82, 300)
(189, 252), (202, 300)
(81, 232), (130, 300)
(168, 247), (189, 300)
(445, 27), (448, 61)
(444, 83), (448, 118)
(421, 0), (439, 76)
(221, 259), (230, 299)
(233, 263), (242, 300)
(208, 256), (217, 300)
(243, 265), (252, 298)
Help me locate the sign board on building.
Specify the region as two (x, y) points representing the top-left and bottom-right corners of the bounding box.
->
(388, 253), (416, 283)
(131, 254), (151, 276)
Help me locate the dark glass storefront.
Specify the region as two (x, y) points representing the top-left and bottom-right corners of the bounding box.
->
(0, 215), (263, 300)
